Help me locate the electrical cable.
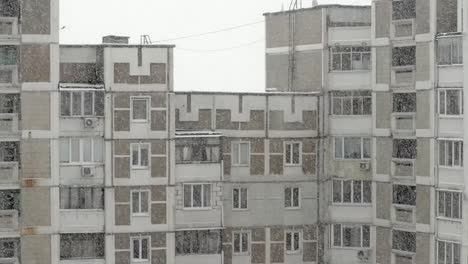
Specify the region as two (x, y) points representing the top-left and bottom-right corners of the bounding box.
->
(176, 39), (264, 53)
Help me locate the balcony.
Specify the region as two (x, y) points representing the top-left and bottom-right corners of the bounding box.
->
(392, 159), (415, 179)
(0, 162), (18, 183)
(391, 66), (415, 88)
(391, 113), (415, 135)
(60, 210), (104, 232)
(0, 210), (17, 230)
(392, 204), (416, 225)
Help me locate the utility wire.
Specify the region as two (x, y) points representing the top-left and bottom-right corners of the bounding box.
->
(177, 39), (263, 53)
(150, 20), (264, 43)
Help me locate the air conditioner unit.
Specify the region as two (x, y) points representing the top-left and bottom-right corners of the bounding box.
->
(357, 249), (371, 261)
(83, 117), (97, 129)
(81, 166), (95, 177)
(360, 162), (371, 171)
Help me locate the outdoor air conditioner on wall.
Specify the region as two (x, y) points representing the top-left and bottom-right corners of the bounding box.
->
(83, 117), (97, 129)
(360, 161), (370, 171)
(81, 166), (95, 177)
(357, 249), (371, 261)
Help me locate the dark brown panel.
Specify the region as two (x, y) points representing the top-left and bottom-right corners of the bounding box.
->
(21, 45), (50, 82)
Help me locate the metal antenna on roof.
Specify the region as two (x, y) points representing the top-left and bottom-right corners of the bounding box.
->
(140, 35), (152, 45)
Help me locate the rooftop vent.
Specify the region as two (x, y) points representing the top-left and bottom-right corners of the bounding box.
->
(102, 35), (130, 44)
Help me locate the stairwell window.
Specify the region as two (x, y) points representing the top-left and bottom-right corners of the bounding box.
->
(285, 187), (300, 209)
(232, 187), (248, 210)
(131, 143), (150, 169)
(439, 140), (463, 167)
(285, 231), (301, 253)
(131, 236), (150, 261)
(331, 46), (371, 71)
(184, 184), (211, 209)
(438, 191), (462, 219)
(331, 91), (372, 116)
(131, 190), (149, 216)
(284, 142), (301, 165)
(233, 231), (249, 254)
(438, 240), (461, 264)
(232, 142), (250, 166)
(439, 89), (463, 116)
(131, 97), (149, 122)
(333, 180), (372, 204)
(334, 137), (371, 160)
(332, 224), (370, 248)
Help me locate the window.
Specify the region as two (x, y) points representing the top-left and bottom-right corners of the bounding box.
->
(0, 46), (17, 66)
(438, 240), (461, 264)
(438, 191), (462, 219)
(175, 137), (220, 163)
(331, 46), (371, 71)
(131, 143), (150, 168)
(439, 140), (463, 167)
(60, 90), (105, 117)
(0, 94), (19, 114)
(60, 233), (105, 259)
(333, 180), (372, 204)
(439, 89), (463, 116)
(131, 190), (149, 215)
(233, 232), (249, 254)
(59, 138), (104, 164)
(392, 0), (416, 20)
(285, 231), (301, 252)
(175, 230), (221, 255)
(131, 97), (149, 121)
(0, 238), (18, 258)
(333, 224), (370, 248)
(60, 187), (104, 210)
(0, 142), (19, 162)
(285, 187), (300, 209)
(392, 230), (416, 252)
(393, 139), (417, 159)
(393, 185), (416, 206)
(438, 37), (463, 65)
(284, 142), (301, 165)
(331, 91), (372, 116)
(132, 237), (150, 261)
(334, 137), (371, 160)
(232, 142), (250, 166)
(393, 93), (416, 112)
(233, 187), (248, 210)
(393, 46), (416, 66)
(184, 184), (211, 208)
(0, 190), (19, 211)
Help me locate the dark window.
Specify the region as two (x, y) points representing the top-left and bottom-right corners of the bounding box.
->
(393, 46), (416, 66)
(393, 185), (416, 205)
(0, 141), (19, 162)
(392, 0), (416, 20)
(392, 230), (416, 252)
(0, 190), (19, 211)
(0, 46), (17, 66)
(393, 93), (416, 112)
(393, 139), (417, 159)
(175, 230), (221, 255)
(60, 233), (105, 259)
(175, 138), (220, 163)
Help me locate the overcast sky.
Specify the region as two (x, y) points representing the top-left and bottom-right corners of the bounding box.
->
(60, 0), (371, 92)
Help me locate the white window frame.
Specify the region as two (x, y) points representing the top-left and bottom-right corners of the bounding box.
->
(183, 184), (212, 209)
(60, 137), (104, 164)
(332, 224), (370, 249)
(437, 36), (463, 66)
(284, 141), (302, 166)
(131, 96), (150, 122)
(330, 91), (372, 116)
(334, 137), (371, 160)
(231, 141), (250, 167)
(437, 240), (461, 264)
(438, 140), (464, 168)
(438, 190), (463, 220)
(233, 231), (250, 255)
(60, 90), (105, 117)
(131, 190), (150, 216)
(284, 187), (301, 209)
(438, 89), (464, 117)
(232, 187), (248, 210)
(131, 236), (151, 261)
(131, 143), (150, 169)
(330, 46), (372, 71)
(285, 230), (301, 253)
(332, 180), (372, 204)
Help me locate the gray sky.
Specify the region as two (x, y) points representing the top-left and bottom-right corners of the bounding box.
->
(60, 0), (371, 92)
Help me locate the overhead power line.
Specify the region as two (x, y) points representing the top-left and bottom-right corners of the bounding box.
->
(177, 39), (264, 53)
(150, 20), (264, 43)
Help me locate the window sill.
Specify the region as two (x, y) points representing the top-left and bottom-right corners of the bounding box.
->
(437, 64), (463, 68)
(334, 158), (371, 162)
(60, 209), (104, 212)
(232, 208), (249, 212)
(60, 162), (104, 166)
(183, 207), (213, 211)
(438, 115), (464, 119)
(329, 70), (371, 73)
(436, 216), (462, 223)
(330, 115), (372, 118)
(132, 213), (150, 217)
(331, 246), (371, 250)
(233, 252), (250, 256)
(131, 120), (149, 123)
(131, 166), (150, 170)
(231, 164), (250, 168)
(60, 116), (104, 119)
(331, 203), (372, 207)
(438, 166), (464, 170)
(285, 250), (302, 255)
(284, 163), (302, 167)
(285, 207), (301, 211)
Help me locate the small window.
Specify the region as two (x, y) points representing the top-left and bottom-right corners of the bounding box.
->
(131, 190), (149, 215)
(393, 139), (417, 159)
(392, 0), (416, 20)
(233, 232), (249, 254)
(285, 142), (301, 165)
(392, 46), (416, 66)
(232, 142), (250, 166)
(333, 224), (370, 248)
(439, 140), (463, 167)
(285, 187), (300, 209)
(334, 137), (371, 160)
(132, 237), (150, 261)
(438, 240), (461, 264)
(392, 230), (416, 252)
(439, 89), (463, 116)
(438, 191), (462, 219)
(333, 180), (372, 204)
(393, 185), (416, 206)
(131, 97), (149, 122)
(233, 187), (248, 210)
(131, 143), (150, 168)
(184, 184), (211, 208)
(393, 93), (416, 112)
(285, 231), (301, 253)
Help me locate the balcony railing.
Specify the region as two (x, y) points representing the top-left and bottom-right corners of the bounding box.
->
(392, 204), (416, 224)
(0, 162), (18, 183)
(392, 66), (415, 87)
(0, 113), (18, 134)
(0, 210), (18, 230)
(392, 113), (416, 135)
(392, 158), (415, 178)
